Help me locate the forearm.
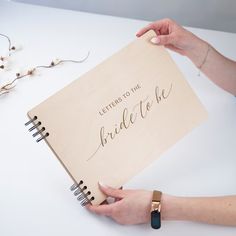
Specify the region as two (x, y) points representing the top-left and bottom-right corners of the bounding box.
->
(161, 194), (236, 226)
(185, 37), (236, 96)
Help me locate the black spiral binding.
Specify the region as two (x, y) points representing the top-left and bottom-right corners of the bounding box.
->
(25, 116), (49, 142)
(70, 181), (95, 206)
(25, 117), (94, 205)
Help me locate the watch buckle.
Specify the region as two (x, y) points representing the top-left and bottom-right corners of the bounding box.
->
(151, 201), (161, 212)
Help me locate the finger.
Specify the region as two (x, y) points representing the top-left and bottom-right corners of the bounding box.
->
(150, 35), (174, 46)
(136, 19), (169, 37)
(99, 182), (125, 199)
(136, 23), (156, 37)
(150, 37), (160, 44)
(115, 186), (123, 202)
(86, 203), (113, 216)
(114, 197), (121, 202)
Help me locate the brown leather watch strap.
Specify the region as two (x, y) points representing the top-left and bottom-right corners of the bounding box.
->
(151, 190), (162, 212)
(151, 190), (162, 229)
(153, 190), (162, 202)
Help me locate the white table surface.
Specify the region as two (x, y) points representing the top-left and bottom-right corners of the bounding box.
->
(0, 1), (236, 235)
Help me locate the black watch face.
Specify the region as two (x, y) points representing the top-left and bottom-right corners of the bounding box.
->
(151, 210), (161, 229)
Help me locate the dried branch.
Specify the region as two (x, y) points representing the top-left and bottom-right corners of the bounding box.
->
(0, 33), (17, 70)
(0, 33), (15, 55)
(0, 52), (90, 96)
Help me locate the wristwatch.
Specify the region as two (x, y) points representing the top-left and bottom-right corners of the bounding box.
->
(151, 190), (162, 229)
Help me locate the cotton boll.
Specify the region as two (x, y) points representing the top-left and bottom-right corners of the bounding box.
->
(16, 68), (27, 77)
(10, 44), (23, 52)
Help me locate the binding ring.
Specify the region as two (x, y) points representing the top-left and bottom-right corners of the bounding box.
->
(36, 133), (49, 143)
(70, 181), (95, 206)
(25, 116), (49, 142)
(33, 127), (45, 137)
(28, 121), (41, 132)
(25, 116), (37, 126)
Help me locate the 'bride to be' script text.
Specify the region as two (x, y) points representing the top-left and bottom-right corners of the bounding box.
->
(86, 83), (173, 161)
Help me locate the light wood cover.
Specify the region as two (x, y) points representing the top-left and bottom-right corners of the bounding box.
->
(28, 31), (207, 205)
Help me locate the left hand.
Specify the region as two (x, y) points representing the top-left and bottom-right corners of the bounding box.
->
(86, 182), (152, 225)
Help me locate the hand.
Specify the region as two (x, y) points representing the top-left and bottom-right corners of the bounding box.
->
(136, 18), (208, 66)
(86, 182), (152, 225)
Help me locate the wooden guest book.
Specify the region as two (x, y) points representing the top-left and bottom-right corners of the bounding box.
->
(25, 31), (207, 206)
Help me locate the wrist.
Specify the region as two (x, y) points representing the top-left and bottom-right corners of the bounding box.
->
(185, 37), (209, 68)
(150, 192), (188, 225)
(161, 193), (183, 221)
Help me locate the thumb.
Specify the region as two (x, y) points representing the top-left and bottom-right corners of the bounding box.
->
(99, 182), (125, 199)
(150, 35), (173, 46)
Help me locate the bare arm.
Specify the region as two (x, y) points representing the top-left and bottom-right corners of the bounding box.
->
(137, 18), (236, 95)
(162, 194), (236, 226)
(87, 184), (236, 226)
(186, 38), (236, 95)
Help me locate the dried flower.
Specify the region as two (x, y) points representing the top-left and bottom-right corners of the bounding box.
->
(27, 68), (36, 76)
(0, 33), (17, 56)
(0, 52), (90, 96)
(0, 32), (90, 97)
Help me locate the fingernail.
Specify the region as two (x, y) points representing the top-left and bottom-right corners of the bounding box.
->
(98, 181), (108, 188)
(150, 37), (160, 44)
